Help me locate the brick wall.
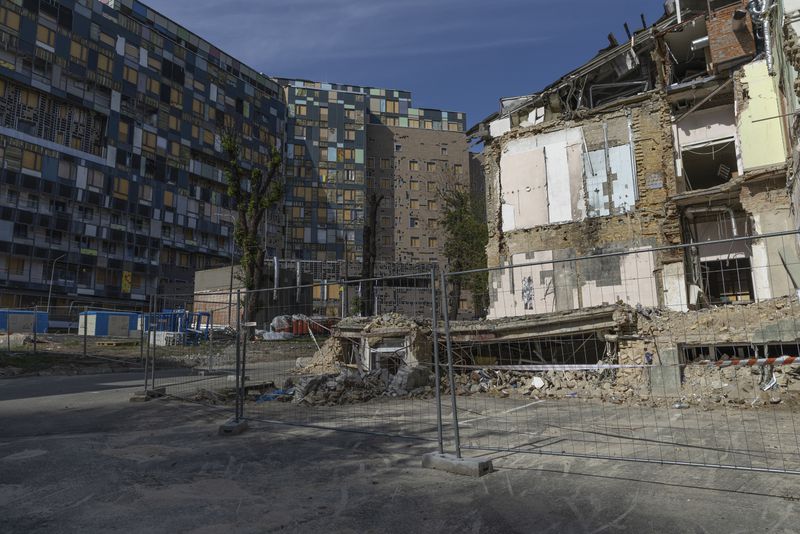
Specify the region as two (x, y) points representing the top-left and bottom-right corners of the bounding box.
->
(707, 0), (756, 70)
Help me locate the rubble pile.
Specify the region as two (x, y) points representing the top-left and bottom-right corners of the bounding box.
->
(361, 313), (422, 332)
(291, 368), (435, 406)
(445, 368), (645, 402)
(644, 296), (800, 345)
(295, 336), (347, 375)
(681, 365), (800, 406)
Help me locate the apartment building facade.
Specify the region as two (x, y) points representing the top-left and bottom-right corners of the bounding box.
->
(472, 0), (799, 318)
(0, 0), (286, 313)
(0, 0), (474, 317)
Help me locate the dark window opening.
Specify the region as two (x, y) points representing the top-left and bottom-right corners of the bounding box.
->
(700, 258), (754, 305)
(681, 141), (737, 191)
(449, 333), (606, 367)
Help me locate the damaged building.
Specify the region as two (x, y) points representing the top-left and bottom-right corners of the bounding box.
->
(468, 0), (800, 389)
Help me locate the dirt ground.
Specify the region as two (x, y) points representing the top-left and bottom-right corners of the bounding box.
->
(0, 336), (319, 377)
(1, 372), (799, 533)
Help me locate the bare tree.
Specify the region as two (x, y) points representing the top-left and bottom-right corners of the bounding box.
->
(222, 129), (282, 322)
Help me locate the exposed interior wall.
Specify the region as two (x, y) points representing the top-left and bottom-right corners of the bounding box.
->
(741, 181), (800, 299)
(662, 262), (689, 311)
(486, 246), (657, 319)
(484, 97), (680, 319)
(737, 61), (789, 170)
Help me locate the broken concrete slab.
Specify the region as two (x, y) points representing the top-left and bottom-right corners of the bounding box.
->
(422, 452), (493, 478)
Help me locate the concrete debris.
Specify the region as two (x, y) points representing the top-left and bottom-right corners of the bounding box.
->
(646, 296), (800, 346)
(291, 368), (435, 406)
(295, 336), (347, 375)
(338, 312), (425, 333)
(441, 363), (800, 409)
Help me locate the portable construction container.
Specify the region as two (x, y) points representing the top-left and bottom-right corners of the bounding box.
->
(0, 310), (48, 334)
(78, 311), (140, 337)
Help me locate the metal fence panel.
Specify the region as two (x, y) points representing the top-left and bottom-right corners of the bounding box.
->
(442, 231), (800, 474)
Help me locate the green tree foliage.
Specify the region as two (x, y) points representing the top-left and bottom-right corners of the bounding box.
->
(440, 188), (489, 319)
(222, 130), (282, 322)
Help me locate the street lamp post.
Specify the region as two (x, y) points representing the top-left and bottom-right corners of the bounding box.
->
(47, 253), (66, 314)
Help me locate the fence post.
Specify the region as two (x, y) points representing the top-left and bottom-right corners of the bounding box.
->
(143, 298), (150, 392)
(139, 304), (145, 363)
(149, 295), (157, 390)
(82, 305), (88, 359)
(239, 291), (248, 422)
(32, 305), (38, 355)
(430, 266), (444, 455)
(439, 270), (462, 458)
(235, 290), (242, 422)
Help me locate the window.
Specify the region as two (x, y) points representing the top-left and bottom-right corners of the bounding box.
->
(410, 199), (419, 209)
(170, 89), (183, 108)
(77, 206), (93, 220)
(13, 223), (27, 238)
(380, 158), (391, 170)
(147, 77), (160, 94)
(427, 218), (437, 229)
(142, 131), (156, 151)
(163, 190), (174, 208)
(428, 200), (438, 210)
(427, 182), (437, 193)
(168, 115), (180, 131)
(88, 169), (104, 188)
(97, 54), (112, 74)
(9, 257), (24, 276)
(410, 181), (421, 191)
(441, 147), (448, 156)
(428, 237), (438, 248)
(319, 107), (328, 121)
(296, 104), (307, 117)
(6, 190), (18, 204)
(367, 157), (375, 169)
(123, 66), (138, 84)
(189, 99), (201, 116)
(113, 177), (129, 199)
(118, 121), (130, 142)
(426, 162), (436, 172)
(70, 41), (88, 63)
(454, 164), (463, 175)
(36, 25), (55, 47)
(410, 236), (420, 247)
(395, 144), (402, 152)
(409, 217), (419, 228)
(345, 130), (356, 141)
(386, 100), (399, 114)
(140, 184), (152, 202)
(99, 32), (115, 47)
(409, 160), (420, 171)
(22, 150), (41, 172)
(0, 7), (21, 31)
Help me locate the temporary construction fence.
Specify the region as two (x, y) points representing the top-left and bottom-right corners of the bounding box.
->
(134, 230), (800, 474)
(441, 230), (800, 474)
(1, 303), (149, 373)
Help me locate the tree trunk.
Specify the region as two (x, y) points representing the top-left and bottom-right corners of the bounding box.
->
(362, 193), (383, 316)
(450, 278), (461, 321)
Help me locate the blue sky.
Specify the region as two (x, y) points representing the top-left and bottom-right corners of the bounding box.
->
(144, 0), (667, 127)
